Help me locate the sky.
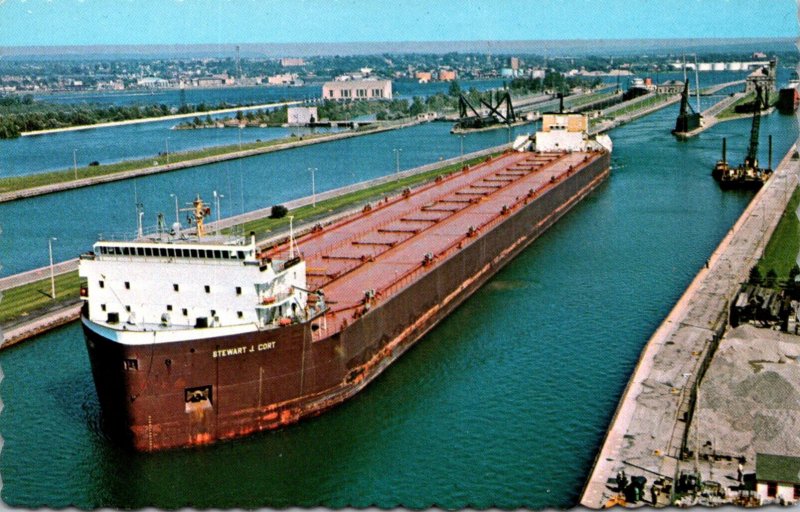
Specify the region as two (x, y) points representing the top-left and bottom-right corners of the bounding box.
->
(0, 0), (796, 48)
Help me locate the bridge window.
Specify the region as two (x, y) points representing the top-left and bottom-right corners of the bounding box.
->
(137, 247), (144, 256)
(204, 285), (211, 293)
(166, 305), (173, 311)
(236, 286), (242, 295)
(124, 281), (130, 289)
(173, 283), (179, 291)
(99, 280), (104, 288)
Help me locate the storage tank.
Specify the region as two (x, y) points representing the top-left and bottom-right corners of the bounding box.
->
(728, 62), (743, 71)
(712, 62), (726, 71)
(698, 63), (712, 72)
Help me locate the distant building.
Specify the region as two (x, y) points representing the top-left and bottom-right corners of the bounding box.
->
(438, 69), (457, 81)
(280, 58), (305, 67)
(756, 453), (800, 505)
(137, 77), (169, 88)
(746, 60), (777, 94)
(287, 107), (318, 125)
(655, 80), (685, 95)
(530, 69), (546, 80)
(416, 112), (438, 121)
(322, 79), (392, 100)
(415, 71), (432, 83)
(267, 73), (300, 85)
(509, 57), (520, 70)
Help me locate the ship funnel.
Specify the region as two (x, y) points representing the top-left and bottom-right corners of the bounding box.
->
(250, 231), (256, 246)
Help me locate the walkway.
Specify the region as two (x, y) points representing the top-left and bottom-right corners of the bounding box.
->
(580, 146), (800, 508)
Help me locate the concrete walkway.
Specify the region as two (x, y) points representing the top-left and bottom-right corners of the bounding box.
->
(580, 146), (799, 508)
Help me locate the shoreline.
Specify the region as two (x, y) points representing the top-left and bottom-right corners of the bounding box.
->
(18, 100), (302, 136)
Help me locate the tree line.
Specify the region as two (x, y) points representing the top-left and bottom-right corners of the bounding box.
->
(0, 95), (240, 139)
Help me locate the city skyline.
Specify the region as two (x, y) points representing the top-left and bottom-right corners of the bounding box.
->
(0, 0), (796, 48)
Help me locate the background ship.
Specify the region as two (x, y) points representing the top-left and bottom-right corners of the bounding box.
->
(776, 72), (800, 114)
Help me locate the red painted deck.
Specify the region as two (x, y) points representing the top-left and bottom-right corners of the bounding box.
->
(267, 149), (603, 335)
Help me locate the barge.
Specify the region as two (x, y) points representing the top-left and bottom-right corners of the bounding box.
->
(79, 114), (612, 451)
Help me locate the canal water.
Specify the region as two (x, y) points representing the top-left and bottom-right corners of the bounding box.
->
(1, 88), (798, 508)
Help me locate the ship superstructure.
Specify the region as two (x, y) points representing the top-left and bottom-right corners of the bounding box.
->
(80, 115), (611, 451)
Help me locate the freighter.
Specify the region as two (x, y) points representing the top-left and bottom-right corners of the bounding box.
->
(79, 114), (612, 451)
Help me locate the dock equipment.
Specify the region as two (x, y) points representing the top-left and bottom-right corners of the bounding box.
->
(672, 79), (702, 135)
(711, 85), (772, 189)
(453, 90), (516, 131)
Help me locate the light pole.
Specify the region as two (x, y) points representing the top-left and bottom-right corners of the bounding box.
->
(48, 237), (57, 299)
(308, 167), (317, 207)
(170, 193), (180, 227)
(165, 138), (170, 165)
(213, 190), (224, 235)
(459, 134), (465, 163)
(393, 148), (402, 177)
(73, 149), (78, 180)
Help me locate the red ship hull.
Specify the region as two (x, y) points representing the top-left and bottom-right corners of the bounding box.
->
(83, 150), (610, 451)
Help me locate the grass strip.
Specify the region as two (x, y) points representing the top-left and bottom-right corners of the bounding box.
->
(757, 185), (800, 283)
(0, 270), (81, 324)
(0, 127), (383, 194)
(716, 92), (778, 120)
(603, 94), (670, 119)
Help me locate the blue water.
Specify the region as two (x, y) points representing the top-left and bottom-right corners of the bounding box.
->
(0, 72), (798, 509)
(0, 122), (532, 275)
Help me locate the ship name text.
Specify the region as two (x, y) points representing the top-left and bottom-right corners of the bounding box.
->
(212, 342), (276, 358)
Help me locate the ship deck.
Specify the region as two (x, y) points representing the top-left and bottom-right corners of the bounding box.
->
(267, 149), (604, 336)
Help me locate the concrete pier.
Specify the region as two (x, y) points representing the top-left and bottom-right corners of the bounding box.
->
(580, 146), (800, 508)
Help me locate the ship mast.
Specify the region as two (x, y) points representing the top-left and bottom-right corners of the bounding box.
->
(693, 55), (701, 112)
